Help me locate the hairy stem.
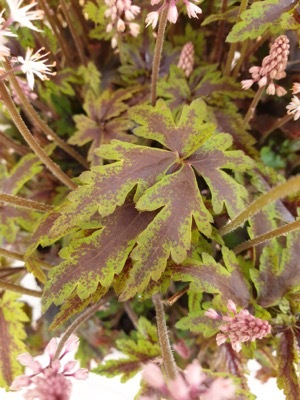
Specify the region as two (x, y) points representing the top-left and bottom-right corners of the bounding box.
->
(0, 130), (29, 156)
(152, 294), (177, 380)
(223, 0), (248, 76)
(0, 81), (76, 190)
(53, 299), (105, 360)
(0, 193), (52, 212)
(0, 280), (42, 297)
(220, 174), (300, 236)
(0, 247), (53, 271)
(234, 219), (300, 254)
(60, 0), (87, 65)
(3, 60), (88, 168)
(243, 86), (264, 125)
(151, 7), (169, 106)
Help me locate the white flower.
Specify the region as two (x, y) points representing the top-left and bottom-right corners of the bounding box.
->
(6, 0), (44, 32)
(17, 48), (56, 89)
(286, 95), (300, 120)
(292, 82), (300, 94)
(184, 1), (202, 18)
(145, 11), (159, 29)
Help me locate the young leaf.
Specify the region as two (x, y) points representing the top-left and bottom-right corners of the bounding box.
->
(42, 202), (156, 310)
(70, 89), (135, 165)
(118, 165), (213, 300)
(227, 0), (298, 43)
(252, 230), (300, 307)
(277, 330), (300, 399)
(0, 292), (28, 389)
(93, 317), (160, 382)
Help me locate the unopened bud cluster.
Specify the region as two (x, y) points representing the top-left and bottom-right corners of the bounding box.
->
(241, 35), (290, 97)
(177, 42), (194, 77)
(205, 300), (271, 353)
(104, 0), (140, 48)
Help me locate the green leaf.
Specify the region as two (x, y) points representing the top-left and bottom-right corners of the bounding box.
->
(119, 165), (213, 300)
(77, 62), (101, 95)
(93, 317), (160, 382)
(0, 292), (29, 389)
(226, 0), (298, 43)
(42, 202), (156, 310)
(277, 330), (300, 399)
(188, 133), (253, 217)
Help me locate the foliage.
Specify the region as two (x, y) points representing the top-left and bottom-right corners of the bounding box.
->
(1, 0), (300, 398)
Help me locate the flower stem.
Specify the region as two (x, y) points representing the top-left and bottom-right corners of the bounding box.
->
(151, 6), (169, 106)
(234, 219), (300, 254)
(220, 174), (300, 236)
(243, 86), (264, 125)
(0, 81), (76, 190)
(0, 247), (53, 271)
(232, 39), (248, 78)
(152, 294), (177, 380)
(0, 130), (29, 156)
(53, 299), (105, 360)
(223, 0), (249, 76)
(60, 0), (87, 66)
(3, 60), (88, 169)
(260, 113), (294, 143)
(211, 0), (228, 64)
(0, 280), (42, 298)
(0, 193), (52, 212)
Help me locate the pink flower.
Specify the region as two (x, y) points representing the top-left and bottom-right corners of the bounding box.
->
(183, 0), (202, 18)
(145, 11), (159, 28)
(142, 360), (235, 400)
(292, 82), (300, 94)
(206, 300), (272, 353)
(10, 335), (88, 399)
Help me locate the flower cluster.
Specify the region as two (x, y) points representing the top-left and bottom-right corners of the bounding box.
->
(177, 42), (194, 77)
(141, 360), (235, 400)
(10, 335), (88, 400)
(205, 300), (271, 353)
(146, 0), (202, 29)
(241, 35), (290, 96)
(104, 0), (141, 48)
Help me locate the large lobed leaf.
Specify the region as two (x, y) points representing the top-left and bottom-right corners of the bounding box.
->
(227, 0), (298, 43)
(0, 292), (28, 389)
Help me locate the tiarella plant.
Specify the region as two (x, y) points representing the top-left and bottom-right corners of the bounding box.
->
(0, 0), (300, 399)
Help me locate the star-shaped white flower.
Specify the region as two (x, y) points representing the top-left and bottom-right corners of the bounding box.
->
(286, 95), (300, 120)
(17, 48), (56, 89)
(6, 0), (44, 32)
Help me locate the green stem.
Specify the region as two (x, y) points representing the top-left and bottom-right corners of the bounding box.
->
(243, 86), (264, 125)
(0, 247), (53, 271)
(3, 60), (88, 168)
(0, 280), (42, 297)
(151, 6), (169, 106)
(152, 294), (177, 380)
(223, 0), (249, 76)
(260, 113), (294, 143)
(53, 299), (105, 360)
(0, 193), (52, 212)
(0, 81), (76, 190)
(220, 174), (300, 236)
(60, 0), (87, 66)
(234, 219), (300, 254)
